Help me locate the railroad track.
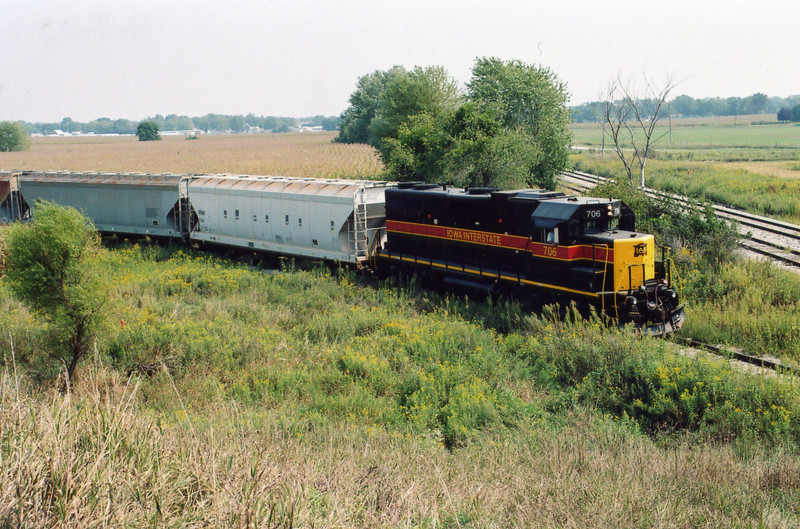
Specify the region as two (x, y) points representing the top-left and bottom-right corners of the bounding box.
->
(677, 337), (800, 377)
(561, 170), (800, 269)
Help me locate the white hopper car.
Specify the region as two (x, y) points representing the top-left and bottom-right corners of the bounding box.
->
(0, 171), (392, 265)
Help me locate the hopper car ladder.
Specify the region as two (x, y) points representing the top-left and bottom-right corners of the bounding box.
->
(352, 187), (370, 264)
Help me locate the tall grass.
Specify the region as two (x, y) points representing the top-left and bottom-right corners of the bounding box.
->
(4, 360), (800, 527)
(573, 153), (800, 223)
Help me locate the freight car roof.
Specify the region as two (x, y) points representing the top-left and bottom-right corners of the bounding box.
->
(18, 171), (185, 187)
(388, 184), (618, 206)
(187, 174), (393, 197)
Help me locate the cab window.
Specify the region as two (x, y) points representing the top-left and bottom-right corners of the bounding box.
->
(584, 219), (604, 234)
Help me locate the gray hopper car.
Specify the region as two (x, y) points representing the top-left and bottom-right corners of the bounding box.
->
(0, 171), (392, 265)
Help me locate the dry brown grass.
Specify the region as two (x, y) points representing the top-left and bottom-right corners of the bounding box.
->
(0, 133), (383, 178)
(3, 364), (799, 528)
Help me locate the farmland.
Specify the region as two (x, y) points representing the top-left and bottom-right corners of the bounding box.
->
(570, 116), (800, 223)
(2, 129), (800, 526)
(0, 133), (382, 178)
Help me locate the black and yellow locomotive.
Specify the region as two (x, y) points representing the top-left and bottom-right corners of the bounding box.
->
(377, 183), (685, 334)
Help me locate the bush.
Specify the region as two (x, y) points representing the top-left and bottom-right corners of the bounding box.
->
(0, 121), (29, 152)
(589, 179), (740, 266)
(514, 319), (800, 446)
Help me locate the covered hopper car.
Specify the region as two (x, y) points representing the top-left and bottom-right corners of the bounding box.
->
(0, 170), (685, 334)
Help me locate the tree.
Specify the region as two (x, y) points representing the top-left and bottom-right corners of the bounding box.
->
(467, 57), (572, 189)
(793, 104), (800, 123)
(335, 66), (408, 144)
(370, 65), (460, 154)
(0, 121), (29, 152)
(136, 120), (161, 141)
(777, 107), (794, 122)
(744, 92), (768, 114)
(4, 202), (108, 383)
(599, 74), (676, 188)
(338, 58), (570, 190)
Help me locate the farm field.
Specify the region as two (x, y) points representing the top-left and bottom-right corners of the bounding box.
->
(0, 132), (383, 179)
(570, 116), (800, 223)
(2, 127), (800, 526)
(571, 114), (800, 150)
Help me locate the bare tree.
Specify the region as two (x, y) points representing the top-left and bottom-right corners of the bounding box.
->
(599, 74), (676, 188)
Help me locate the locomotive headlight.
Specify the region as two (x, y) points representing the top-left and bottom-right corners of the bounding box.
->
(607, 204), (613, 216)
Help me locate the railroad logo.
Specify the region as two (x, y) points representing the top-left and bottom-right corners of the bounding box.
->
(633, 243), (647, 256)
(445, 228), (502, 246)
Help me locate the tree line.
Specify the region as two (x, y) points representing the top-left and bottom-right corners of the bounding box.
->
(21, 113), (341, 135)
(571, 93), (800, 123)
(335, 58), (572, 190)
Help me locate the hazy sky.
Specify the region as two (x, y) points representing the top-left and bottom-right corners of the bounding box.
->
(2, 0), (798, 122)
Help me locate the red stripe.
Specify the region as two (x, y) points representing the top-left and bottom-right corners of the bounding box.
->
(386, 220), (613, 262)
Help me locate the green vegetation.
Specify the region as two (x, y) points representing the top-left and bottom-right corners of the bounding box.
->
(585, 175), (800, 360)
(3, 202), (108, 381)
(571, 92), (800, 123)
(3, 239), (800, 525)
(135, 121), (162, 141)
(336, 58), (571, 189)
(573, 153), (800, 224)
(572, 120), (800, 150)
(21, 113), (339, 135)
(0, 121), (29, 152)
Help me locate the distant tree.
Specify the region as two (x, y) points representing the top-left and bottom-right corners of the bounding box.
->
(793, 104), (800, 123)
(4, 202), (108, 383)
(599, 74), (677, 188)
(320, 116), (340, 131)
(744, 92), (769, 114)
(60, 117), (78, 132)
(670, 95), (698, 117)
(777, 107), (794, 122)
(228, 115), (245, 133)
(135, 121), (161, 141)
(0, 121), (29, 152)
(163, 114), (194, 131)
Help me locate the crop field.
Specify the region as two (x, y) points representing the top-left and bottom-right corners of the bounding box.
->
(0, 132), (383, 178)
(571, 114), (800, 150)
(570, 115), (800, 223)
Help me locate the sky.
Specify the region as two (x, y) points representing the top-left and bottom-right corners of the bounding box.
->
(2, 0), (799, 123)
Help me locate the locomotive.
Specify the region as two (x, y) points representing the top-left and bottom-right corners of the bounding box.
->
(0, 170), (684, 334)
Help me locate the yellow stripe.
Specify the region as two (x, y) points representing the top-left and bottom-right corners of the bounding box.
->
(382, 253), (601, 298)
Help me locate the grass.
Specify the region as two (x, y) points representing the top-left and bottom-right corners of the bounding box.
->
(679, 259), (800, 360)
(571, 115), (800, 149)
(0, 133), (383, 179)
(3, 126), (800, 525)
(4, 367), (800, 527)
(569, 114), (800, 222)
(3, 242), (800, 526)
(572, 153), (800, 224)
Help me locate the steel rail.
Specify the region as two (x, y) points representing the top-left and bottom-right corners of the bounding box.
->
(677, 337), (800, 377)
